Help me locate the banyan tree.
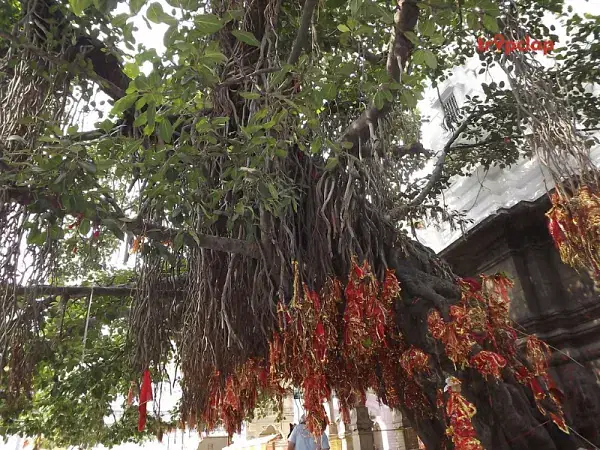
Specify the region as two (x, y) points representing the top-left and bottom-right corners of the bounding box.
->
(1, 0), (599, 448)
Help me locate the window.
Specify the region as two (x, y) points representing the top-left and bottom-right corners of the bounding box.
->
(441, 93), (461, 131)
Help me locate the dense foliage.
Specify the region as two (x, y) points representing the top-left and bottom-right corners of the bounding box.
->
(0, 0), (599, 448)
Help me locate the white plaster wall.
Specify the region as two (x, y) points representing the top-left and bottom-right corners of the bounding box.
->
(414, 56), (600, 254)
(364, 393), (406, 450)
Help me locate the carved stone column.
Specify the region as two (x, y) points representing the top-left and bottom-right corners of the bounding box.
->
(351, 405), (374, 450)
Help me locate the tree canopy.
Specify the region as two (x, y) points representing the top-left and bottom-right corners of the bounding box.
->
(1, 0), (600, 448)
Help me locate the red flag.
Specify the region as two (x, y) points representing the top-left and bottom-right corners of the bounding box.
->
(138, 369), (152, 432)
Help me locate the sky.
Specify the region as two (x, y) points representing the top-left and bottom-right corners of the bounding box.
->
(3, 0), (600, 449)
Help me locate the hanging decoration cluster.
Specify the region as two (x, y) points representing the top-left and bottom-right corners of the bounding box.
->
(546, 188), (600, 285)
(441, 377), (483, 450)
(129, 264), (569, 449)
(428, 274), (569, 445)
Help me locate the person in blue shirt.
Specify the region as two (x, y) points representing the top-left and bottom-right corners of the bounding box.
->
(287, 415), (330, 450)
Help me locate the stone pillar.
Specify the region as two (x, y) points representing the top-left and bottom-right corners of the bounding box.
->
(351, 405), (374, 450)
(400, 414), (419, 450)
(326, 399), (341, 450)
(341, 415), (354, 450)
(389, 410), (405, 450)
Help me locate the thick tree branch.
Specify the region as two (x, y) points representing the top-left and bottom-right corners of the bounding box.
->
(0, 30), (126, 100)
(134, 220), (259, 258)
(392, 142), (432, 158)
(9, 284), (152, 299)
(407, 112), (475, 208)
(363, 49), (385, 65)
(388, 113), (475, 220)
(338, 0), (419, 155)
(1, 185), (259, 258)
(287, 0), (318, 65)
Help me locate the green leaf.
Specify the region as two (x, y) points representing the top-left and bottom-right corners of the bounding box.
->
(101, 218), (125, 240)
(274, 148), (288, 158)
(341, 141), (354, 149)
(78, 160), (97, 173)
(258, 183), (271, 198)
(111, 13), (129, 27)
(123, 62), (140, 79)
(79, 219), (91, 236)
(356, 24), (372, 35)
(404, 31), (419, 45)
(188, 230), (202, 246)
(483, 15), (500, 33)
(337, 24), (351, 33)
(267, 183), (279, 199)
(420, 20), (435, 37)
(146, 1), (163, 22)
(174, 231), (185, 250)
(466, 12), (479, 31)
(97, 119), (115, 133)
(349, 0), (363, 15)
(147, 103), (156, 129)
(223, 9), (244, 22)
(146, 2), (175, 25)
(130, 0), (146, 14)
(373, 90), (385, 110)
(27, 227), (46, 246)
(69, 0), (92, 16)
(382, 88), (393, 102)
(479, 0), (500, 16)
(422, 50), (437, 69)
(401, 90), (417, 109)
(232, 30), (261, 47)
(412, 49), (425, 65)
(133, 112), (147, 127)
(378, 7), (394, 25)
(200, 50), (228, 64)
(135, 96), (147, 111)
(54, 172), (67, 184)
(194, 14), (224, 34)
(263, 120), (277, 129)
(325, 157), (339, 170)
(112, 94), (137, 116)
(321, 83), (337, 100)
(413, 49), (437, 69)
(240, 92), (261, 100)
(159, 118), (174, 143)
(430, 32), (445, 46)
(311, 136), (323, 154)
(164, 25), (178, 47)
